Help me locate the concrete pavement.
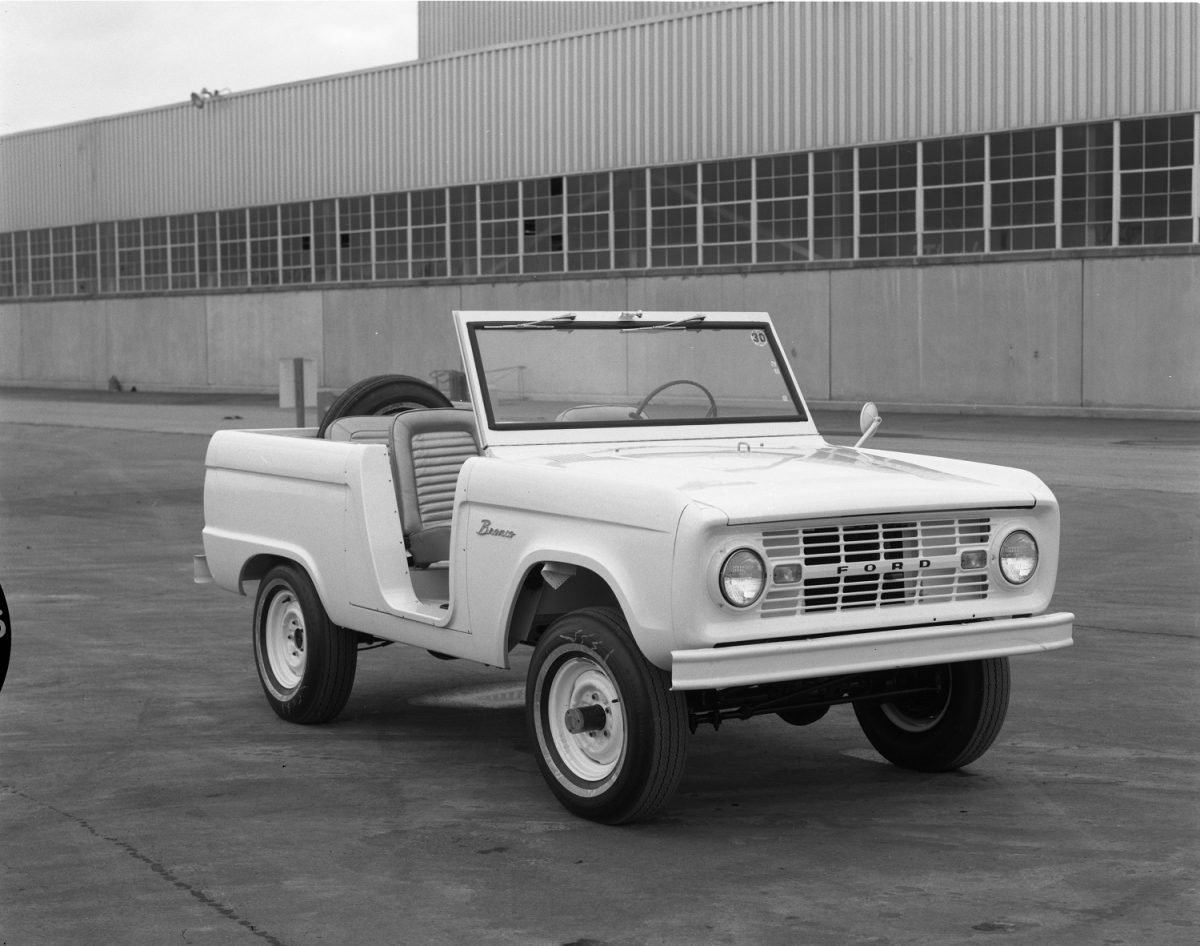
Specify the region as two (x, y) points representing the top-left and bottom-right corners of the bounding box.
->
(0, 388), (307, 436)
(0, 390), (1197, 945)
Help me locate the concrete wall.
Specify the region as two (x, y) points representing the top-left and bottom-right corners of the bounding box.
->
(1, 256), (1197, 415)
(1083, 256), (1200, 410)
(829, 262), (1084, 408)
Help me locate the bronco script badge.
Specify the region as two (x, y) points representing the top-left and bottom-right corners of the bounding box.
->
(477, 519), (516, 539)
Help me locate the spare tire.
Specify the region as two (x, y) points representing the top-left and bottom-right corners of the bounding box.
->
(317, 375), (452, 438)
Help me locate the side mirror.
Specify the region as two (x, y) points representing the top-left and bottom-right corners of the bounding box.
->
(855, 402), (882, 448)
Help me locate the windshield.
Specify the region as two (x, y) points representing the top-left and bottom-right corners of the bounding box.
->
(470, 320), (806, 429)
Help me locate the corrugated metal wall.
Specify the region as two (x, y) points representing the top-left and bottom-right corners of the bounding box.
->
(417, 0), (730, 59)
(3, 1), (1198, 230)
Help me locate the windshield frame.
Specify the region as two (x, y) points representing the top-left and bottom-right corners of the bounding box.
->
(455, 310), (817, 447)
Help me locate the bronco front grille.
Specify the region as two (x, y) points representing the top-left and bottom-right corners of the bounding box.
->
(760, 515), (991, 616)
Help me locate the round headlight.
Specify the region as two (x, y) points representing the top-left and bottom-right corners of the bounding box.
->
(999, 530), (1038, 585)
(720, 549), (766, 608)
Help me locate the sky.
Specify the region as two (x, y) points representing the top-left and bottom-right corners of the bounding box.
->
(0, 0), (420, 135)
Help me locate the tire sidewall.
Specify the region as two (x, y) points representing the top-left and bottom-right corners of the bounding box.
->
(252, 565), (355, 723)
(531, 636), (630, 800)
(527, 612), (677, 821)
(854, 658), (1009, 771)
(317, 375), (451, 437)
(253, 570), (308, 709)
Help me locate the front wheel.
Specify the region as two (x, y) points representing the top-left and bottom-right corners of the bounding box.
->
(527, 608), (688, 824)
(852, 658), (1010, 771)
(253, 564), (357, 724)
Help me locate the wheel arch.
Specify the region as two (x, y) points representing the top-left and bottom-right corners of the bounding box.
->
(239, 552), (323, 599)
(504, 557), (625, 654)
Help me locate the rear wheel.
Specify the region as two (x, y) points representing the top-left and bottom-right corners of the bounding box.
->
(852, 658), (1010, 771)
(0, 581), (10, 693)
(253, 564), (357, 724)
(527, 608), (688, 824)
(316, 375), (451, 438)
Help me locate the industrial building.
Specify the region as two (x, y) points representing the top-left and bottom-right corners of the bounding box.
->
(1, 1), (1197, 415)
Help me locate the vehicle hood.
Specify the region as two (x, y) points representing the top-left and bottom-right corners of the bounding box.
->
(534, 443), (1041, 523)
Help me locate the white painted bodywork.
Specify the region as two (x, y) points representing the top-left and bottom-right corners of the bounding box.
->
(201, 310), (1073, 688)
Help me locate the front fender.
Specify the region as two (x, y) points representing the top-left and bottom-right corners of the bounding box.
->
(458, 459), (689, 669)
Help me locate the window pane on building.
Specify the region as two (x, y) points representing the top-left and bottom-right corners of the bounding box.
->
(30, 229), (55, 296)
(924, 136), (985, 254)
(99, 223), (117, 293)
(480, 182), (520, 275)
(117, 220), (142, 292)
(612, 170), (646, 268)
(859, 144), (917, 258)
(52, 226), (75, 295)
(701, 159), (752, 264)
(74, 224), (97, 294)
(28, 228), (52, 296)
(523, 177), (564, 273)
(219, 210), (248, 288)
(410, 188), (447, 278)
(169, 215), (197, 290)
(1061, 122), (1114, 248)
(249, 206), (279, 286)
(197, 213), (218, 289)
(650, 164), (698, 267)
(376, 192), (410, 280)
(143, 217), (169, 291)
(756, 153), (809, 262)
(991, 128), (1056, 251)
(13, 232), (30, 296)
(0, 232), (14, 298)
(447, 186), (475, 277)
(312, 200), (337, 283)
(339, 196), (372, 282)
(280, 203), (312, 284)
(1118, 114), (1194, 246)
(566, 173), (610, 272)
(812, 149), (854, 260)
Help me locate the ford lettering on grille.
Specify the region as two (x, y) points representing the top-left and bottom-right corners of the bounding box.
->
(760, 516), (991, 616)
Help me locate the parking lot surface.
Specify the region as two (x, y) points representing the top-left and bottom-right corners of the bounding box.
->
(1, 390), (1197, 945)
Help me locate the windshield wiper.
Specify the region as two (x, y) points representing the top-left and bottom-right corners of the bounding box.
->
(620, 315), (707, 333)
(491, 314), (578, 330)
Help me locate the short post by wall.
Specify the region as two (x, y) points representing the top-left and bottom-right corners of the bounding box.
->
(279, 357), (317, 427)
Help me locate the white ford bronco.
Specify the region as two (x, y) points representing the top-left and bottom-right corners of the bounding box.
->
(196, 310), (1074, 823)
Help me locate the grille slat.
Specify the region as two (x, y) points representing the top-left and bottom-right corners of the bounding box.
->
(758, 515), (992, 616)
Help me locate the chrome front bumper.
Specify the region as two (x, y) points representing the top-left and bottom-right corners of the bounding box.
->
(670, 611), (1074, 690)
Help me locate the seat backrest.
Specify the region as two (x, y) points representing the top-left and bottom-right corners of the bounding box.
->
(555, 404), (637, 422)
(389, 409), (479, 566)
(325, 415), (394, 443)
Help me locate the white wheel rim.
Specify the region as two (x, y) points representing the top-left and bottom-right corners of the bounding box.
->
(546, 656), (625, 782)
(264, 590), (306, 690)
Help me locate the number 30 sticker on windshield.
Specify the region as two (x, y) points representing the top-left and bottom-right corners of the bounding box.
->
(750, 330), (768, 347)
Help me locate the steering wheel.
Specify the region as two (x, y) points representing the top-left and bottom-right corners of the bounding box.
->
(634, 379), (719, 419)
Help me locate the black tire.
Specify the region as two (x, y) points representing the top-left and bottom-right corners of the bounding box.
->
(317, 374), (452, 438)
(0, 582), (10, 694)
(253, 564), (357, 724)
(527, 607), (689, 825)
(852, 658), (1011, 771)
(777, 705), (829, 726)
